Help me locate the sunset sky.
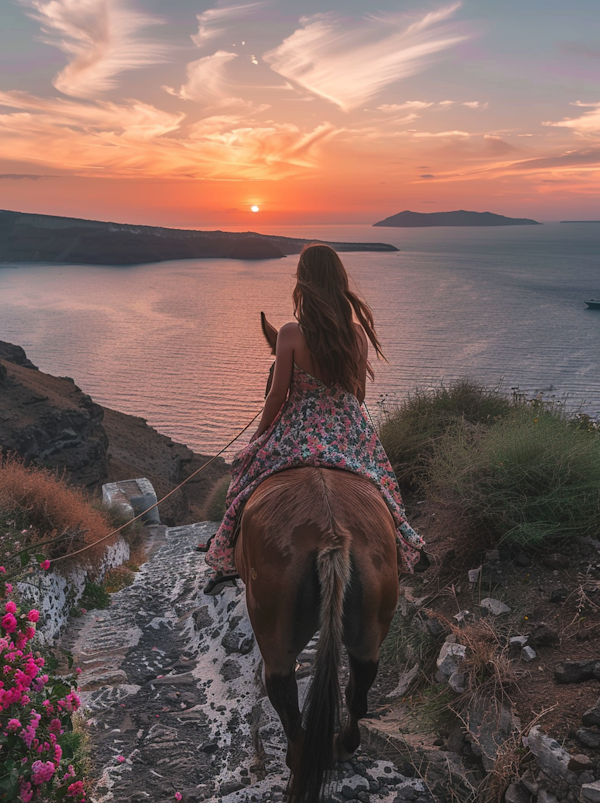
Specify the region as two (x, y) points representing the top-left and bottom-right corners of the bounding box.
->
(0, 0), (599, 226)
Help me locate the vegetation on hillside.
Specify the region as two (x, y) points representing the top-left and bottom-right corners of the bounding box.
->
(379, 380), (600, 549)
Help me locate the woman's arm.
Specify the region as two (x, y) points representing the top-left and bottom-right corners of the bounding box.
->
(251, 323), (295, 440)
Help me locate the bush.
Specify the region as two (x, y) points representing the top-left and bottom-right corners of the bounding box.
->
(0, 456), (114, 568)
(428, 406), (600, 548)
(0, 590), (88, 801)
(378, 379), (512, 488)
(205, 475), (231, 522)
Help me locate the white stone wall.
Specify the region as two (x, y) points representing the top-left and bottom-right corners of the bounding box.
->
(17, 536), (130, 643)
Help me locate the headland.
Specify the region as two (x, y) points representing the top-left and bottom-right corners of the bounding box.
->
(0, 209), (398, 265)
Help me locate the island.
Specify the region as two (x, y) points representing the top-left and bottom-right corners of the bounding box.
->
(373, 210), (541, 227)
(0, 209), (398, 265)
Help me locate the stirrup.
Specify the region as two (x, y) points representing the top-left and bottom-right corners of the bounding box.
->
(203, 574), (239, 596)
(196, 534), (215, 553)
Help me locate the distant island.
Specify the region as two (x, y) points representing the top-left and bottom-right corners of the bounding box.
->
(559, 220), (600, 224)
(0, 210), (398, 265)
(373, 210), (541, 227)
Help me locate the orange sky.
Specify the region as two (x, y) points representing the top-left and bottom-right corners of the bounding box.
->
(1, 0), (599, 226)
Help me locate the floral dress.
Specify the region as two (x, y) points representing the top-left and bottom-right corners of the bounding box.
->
(205, 364), (425, 577)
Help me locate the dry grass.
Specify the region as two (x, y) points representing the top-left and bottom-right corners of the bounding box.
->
(0, 454), (117, 569)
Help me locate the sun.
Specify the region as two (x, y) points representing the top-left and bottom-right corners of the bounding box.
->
(251, 205), (260, 213)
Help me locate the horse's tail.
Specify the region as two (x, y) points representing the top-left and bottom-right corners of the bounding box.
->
(288, 523), (351, 802)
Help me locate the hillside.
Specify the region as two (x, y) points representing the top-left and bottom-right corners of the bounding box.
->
(0, 209), (398, 265)
(373, 209), (541, 227)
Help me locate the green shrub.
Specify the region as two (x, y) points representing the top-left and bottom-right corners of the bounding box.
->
(206, 475), (231, 522)
(378, 379), (512, 488)
(428, 406), (600, 548)
(79, 581), (111, 611)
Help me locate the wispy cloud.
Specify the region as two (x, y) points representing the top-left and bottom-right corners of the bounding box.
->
(263, 4), (470, 111)
(22, 0), (167, 98)
(377, 101), (434, 112)
(164, 50), (268, 112)
(0, 89), (336, 181)
(192, 2), (267, 47)
(544, 102), (600, 138)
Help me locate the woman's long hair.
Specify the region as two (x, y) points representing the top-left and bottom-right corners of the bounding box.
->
(293, 244), (386, 396)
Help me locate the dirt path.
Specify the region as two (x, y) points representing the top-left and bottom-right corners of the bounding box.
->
(64, 523), (433, 803)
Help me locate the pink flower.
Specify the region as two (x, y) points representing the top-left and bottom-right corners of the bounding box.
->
(7, 718), (22, 731)
(75, 667), (82, 674)
(27, 609), (40, 623)
(40, 560), (51, 571)
(19, 781), (33, 802)
(4, 601), (17, 614)
(1, 612), (17, 633)
(31, 759), (55, 784)
(116, 755), (125, 763)
(175, 794), (182, 801)
(0, 566), (5, 573)
(68, 780), (85, 797)
(5, 583), (12, 594)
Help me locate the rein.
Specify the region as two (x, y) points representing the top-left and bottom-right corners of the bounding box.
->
(48, 407), (263, 565)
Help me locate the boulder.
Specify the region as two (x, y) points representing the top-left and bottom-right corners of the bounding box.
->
(480, 598), (511, 616)
(582, 781), (600, 802)
(524, 726), (577, 784)
(436, 642), (467, 679)
(466, 697), (519, 772)
(554, 660), (600, 684)
(583, 699), (600, 728)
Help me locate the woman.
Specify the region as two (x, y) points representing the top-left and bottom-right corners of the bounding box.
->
(203, 243), (424, 594)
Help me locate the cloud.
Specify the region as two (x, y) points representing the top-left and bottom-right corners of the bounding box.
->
(0, 173), (53, 180)
(438, 100), (455, 107)
(164, 50), (269, 112)
(377, 101), (434, 112)
(22, 0), (167, 98)
(544, 102), (600, 138)
(463, 100), (488, 108)
(0, 89), (336, 181)
(192, 2), (267, 47)
(263, 4), (470, 111)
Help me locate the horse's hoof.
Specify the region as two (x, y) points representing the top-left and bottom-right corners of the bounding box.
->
(333, 734), (356, 763)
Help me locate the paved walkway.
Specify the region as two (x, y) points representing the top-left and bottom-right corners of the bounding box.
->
(64, 523), (431, 803)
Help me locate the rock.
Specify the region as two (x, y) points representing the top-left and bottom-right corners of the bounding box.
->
(480, 598), (511, 616)
(510, 636), (529, 648)
(220, 659), (241, 681)
(577, 729), (600, 749)
(103, 478), (160, 524)
(582, 781), (600, 802)
(448, 671), (466, 694)
(0, 349), (109, 488)
(221, 629), (255, 655)
(504, 782), (530, 803)
(537, 791), (559, 803)
(485, 550), (500, 563)
(219, 781), (245, 795)
(554, 660), (599, 684)
(436, 643), (467, 678)
(192, 606), (213, 632)
(529, 623), (560, 647)
(541, 553), (569, 570)
(521, 646), (537, 661)
(340, 775), (370, 798)
(568, 754), (594, 771)
(520, 771), (539, 795)
(583, 699), (600, 728)
(388, 663), (420, 698)
(466, 697), (519, 772)
(468, 567), (481, 583)
(550, 588), (569, 603)
(525, 726), (576, 783)
(0, 341), (38, 369)
(514, 551), (532, 567)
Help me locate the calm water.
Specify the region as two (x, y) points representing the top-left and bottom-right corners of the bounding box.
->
(0, 222), (599, 456)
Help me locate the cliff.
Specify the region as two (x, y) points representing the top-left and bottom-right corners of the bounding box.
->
(373, 209), (541, 227)
(0, 209), (398, 265)
(0, 341), (229, 523)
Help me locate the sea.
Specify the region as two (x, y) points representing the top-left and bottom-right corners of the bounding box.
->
(0, 222), (599, 457)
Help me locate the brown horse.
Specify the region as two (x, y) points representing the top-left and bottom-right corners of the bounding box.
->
(233, 316), (399, 802)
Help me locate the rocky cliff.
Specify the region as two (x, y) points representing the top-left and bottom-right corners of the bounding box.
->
(0, 341), (229, 522)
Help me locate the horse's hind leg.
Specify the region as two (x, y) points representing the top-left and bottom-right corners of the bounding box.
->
(264, 666), (303, 770)
(335, 653), (378, 761)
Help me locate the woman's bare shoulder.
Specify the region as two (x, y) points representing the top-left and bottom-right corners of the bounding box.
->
(278, 321), (301, 340)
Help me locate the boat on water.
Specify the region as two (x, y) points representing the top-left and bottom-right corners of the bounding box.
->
(584, 299), (600, 309)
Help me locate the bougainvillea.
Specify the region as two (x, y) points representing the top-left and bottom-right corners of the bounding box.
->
(0, 596), (87, 801)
